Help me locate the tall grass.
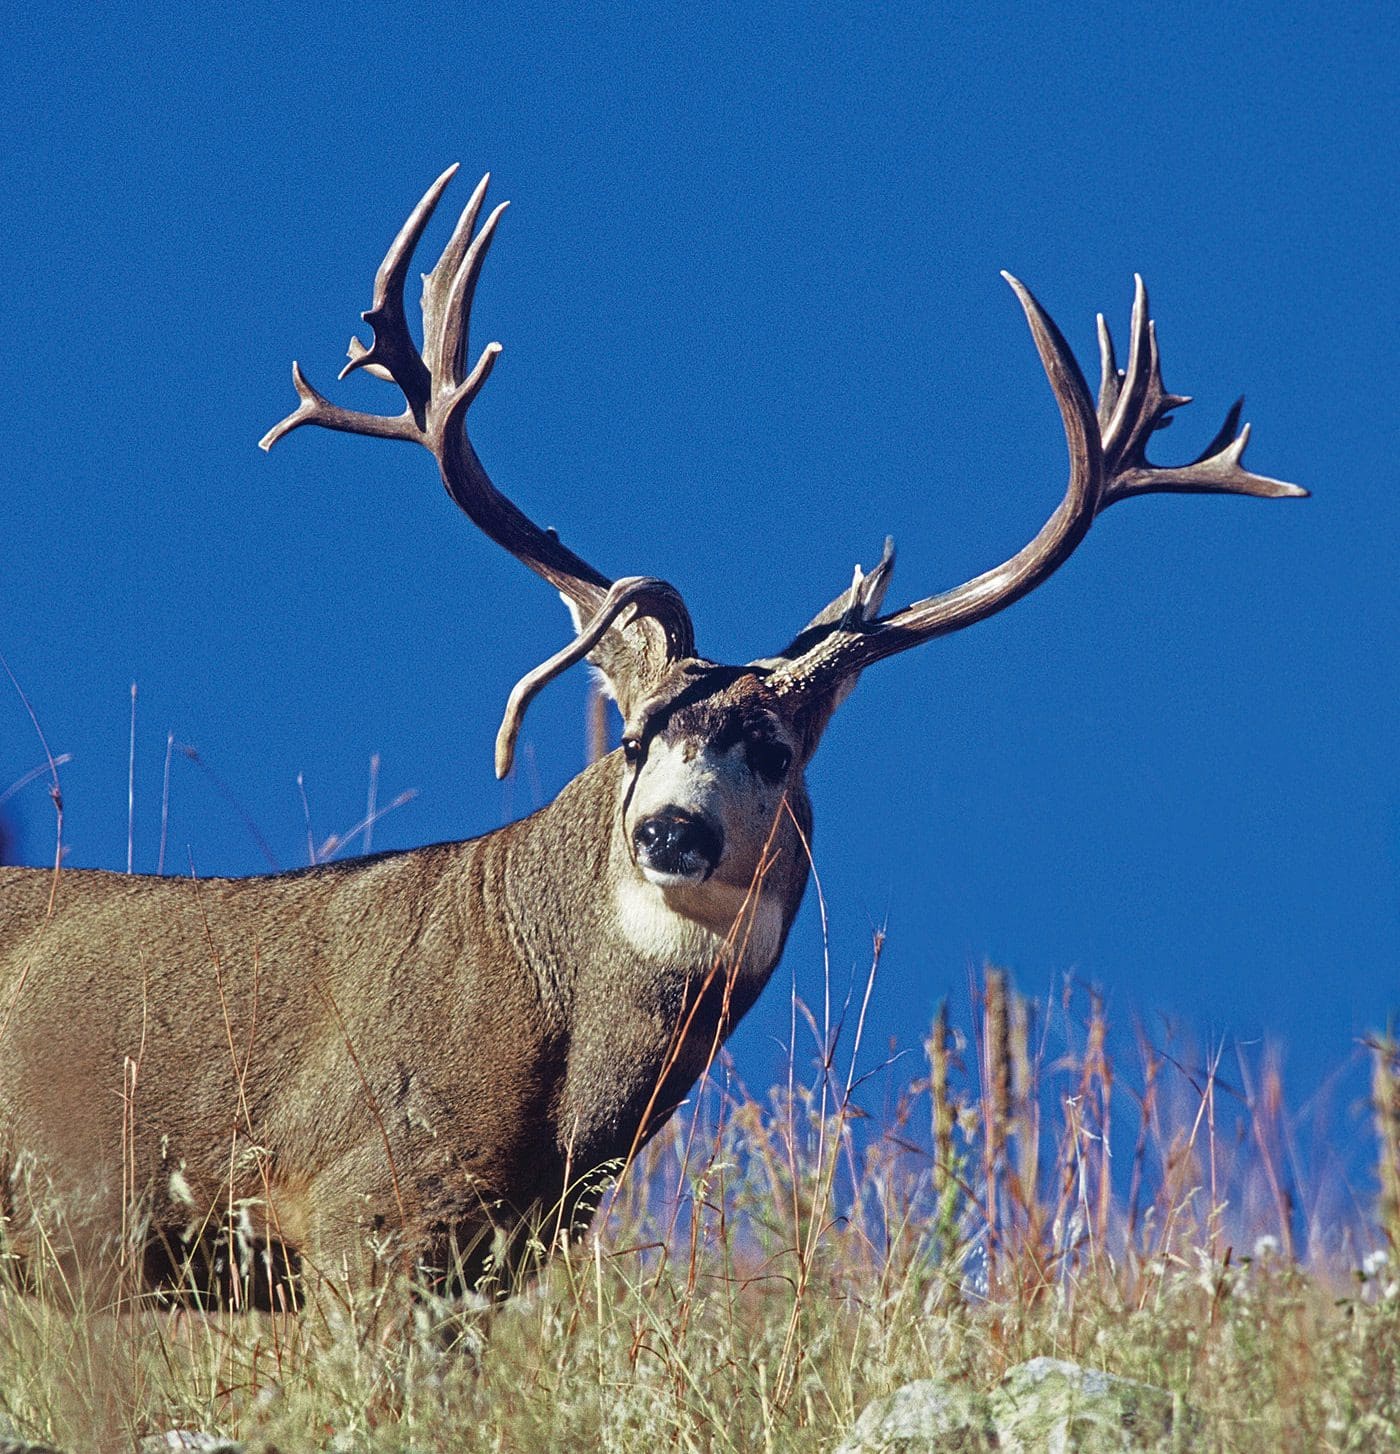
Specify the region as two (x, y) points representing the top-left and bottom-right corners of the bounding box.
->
(0, 967), (1395, 1452)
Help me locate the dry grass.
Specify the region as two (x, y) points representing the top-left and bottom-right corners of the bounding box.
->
(0, 969), (1394, 1452)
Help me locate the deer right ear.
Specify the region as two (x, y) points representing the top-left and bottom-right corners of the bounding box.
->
(492, 577), (693, 777)
(556, 592), (676, 719)
(767, 676), (856, 766)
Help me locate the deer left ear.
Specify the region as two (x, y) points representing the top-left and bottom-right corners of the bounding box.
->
(561, 595), (616, 703)
(751, 537), (897, 754)
(772, 676), (859, 764)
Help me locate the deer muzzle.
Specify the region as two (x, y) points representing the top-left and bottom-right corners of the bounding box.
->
(632, 809), (724, 884)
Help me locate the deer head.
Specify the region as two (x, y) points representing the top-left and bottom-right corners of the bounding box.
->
(261, 165), (1305, 928)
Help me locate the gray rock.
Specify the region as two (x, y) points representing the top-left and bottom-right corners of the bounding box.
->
(832, 1379), (999, 1452)
(836, 1358), (1192, 1453)
(0, 1409), (57, 1454)
(138, 1433), (244, 1454)
(991, 1358), (1182, 1452)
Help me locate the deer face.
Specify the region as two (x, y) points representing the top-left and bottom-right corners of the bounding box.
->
(625, 689), (796, 886)
(611, 673), (810, 953)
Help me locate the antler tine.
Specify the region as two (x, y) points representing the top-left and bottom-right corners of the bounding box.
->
(1096, 313), (1121, 429)
(1100, 274), (1152, 463)
(425, 170), (491, 331)
(763, 538), (896, 669)
(432, 204), (510, 441)
(766, 273), (1304, 698)
(338, 163), (461, 416)
(1191, 397), (1245, 465)
(424, 178), (505, 394)
(258, 360), (421, 452)
(1109, 412), (1303, 501)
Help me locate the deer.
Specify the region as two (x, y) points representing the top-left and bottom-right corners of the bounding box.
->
(0, 164), (1304, 1320)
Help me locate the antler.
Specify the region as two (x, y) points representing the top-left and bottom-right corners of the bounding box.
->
(261, 166), (695, 776)
(768, 274), (1306, 698)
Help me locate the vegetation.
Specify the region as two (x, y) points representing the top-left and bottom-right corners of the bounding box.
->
(0, 966), (1395, 1452)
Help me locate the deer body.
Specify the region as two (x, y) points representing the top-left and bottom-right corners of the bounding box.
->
(0, 164), (1302, 1309)
(0, 748), (808, 1298)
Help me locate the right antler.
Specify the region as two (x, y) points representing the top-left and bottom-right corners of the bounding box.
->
(261, 166), (695, 776)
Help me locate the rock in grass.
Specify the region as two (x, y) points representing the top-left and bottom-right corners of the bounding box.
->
(836, 1358), (1191, 1452)
(138, 1433), (244, 1453)
(992, 1358), (1183, 1451)
(832, 1379), (999, 1452)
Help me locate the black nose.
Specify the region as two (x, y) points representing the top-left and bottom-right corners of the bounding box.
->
(633, 809), (724, 881)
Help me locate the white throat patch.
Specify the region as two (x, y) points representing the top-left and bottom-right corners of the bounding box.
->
(614, 873), (785, 978)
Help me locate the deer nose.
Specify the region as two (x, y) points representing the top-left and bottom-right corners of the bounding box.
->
(632, 809), (724, 882)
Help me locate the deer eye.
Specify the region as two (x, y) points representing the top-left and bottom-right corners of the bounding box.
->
(622, 736), (643, 767)
(746, 738), (792, 782)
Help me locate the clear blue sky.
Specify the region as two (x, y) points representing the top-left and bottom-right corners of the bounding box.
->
(2, 4), (1394, 1174)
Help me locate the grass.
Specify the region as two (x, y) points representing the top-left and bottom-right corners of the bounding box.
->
(0, 968), (1395, 1452)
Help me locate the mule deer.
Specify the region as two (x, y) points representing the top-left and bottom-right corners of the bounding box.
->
(0, 164), (1303, 1312)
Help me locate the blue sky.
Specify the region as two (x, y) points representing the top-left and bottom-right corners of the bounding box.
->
(2, 4), (1394, 1178)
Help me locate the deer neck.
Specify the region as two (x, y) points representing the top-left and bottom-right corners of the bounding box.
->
(491, 753), (810, 1165)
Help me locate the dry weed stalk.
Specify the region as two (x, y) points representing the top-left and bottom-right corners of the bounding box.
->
(1373, 1026), (1400, 1254)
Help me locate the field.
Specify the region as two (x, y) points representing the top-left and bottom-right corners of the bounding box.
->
(0, 966), (1395, 1452)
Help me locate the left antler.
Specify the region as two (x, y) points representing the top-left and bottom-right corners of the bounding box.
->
(768, 274), (1306, 699)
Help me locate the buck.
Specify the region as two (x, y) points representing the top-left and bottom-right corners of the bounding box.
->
(0, 165), (1303, 1314)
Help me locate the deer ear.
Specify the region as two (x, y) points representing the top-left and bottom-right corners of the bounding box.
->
(743, 658), (858, 763)
(561, 594), (617, 703)
(560, 591), (667, 718)
(585, 662), (617, 703)
(783, 675), (861, 762)
(748, 544), (894, 757)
